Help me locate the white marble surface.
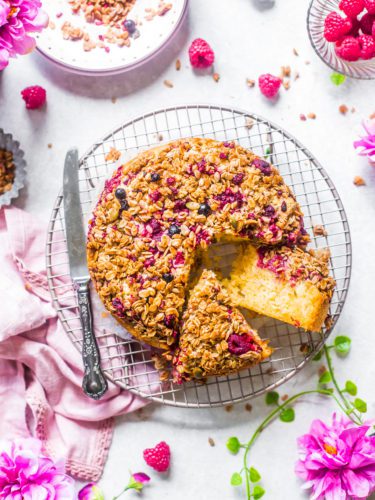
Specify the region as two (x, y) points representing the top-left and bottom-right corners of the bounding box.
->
(1, 0), (375, 498)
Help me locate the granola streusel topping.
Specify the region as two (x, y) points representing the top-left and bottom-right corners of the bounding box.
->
(87, 138), (309, 349)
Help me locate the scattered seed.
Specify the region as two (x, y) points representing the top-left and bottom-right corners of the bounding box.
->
(300, 114), (307, 121)
(294, 72), (300, 81)
(281, 66), (291, 78)
(293, 48), (299, 56)
(313, 224), (328, 236)
(213, 72), (220, 82)
(208, 437), (215, 447)
(353, 176), (366, 186)
(111, 96), (117, 104)
(283, 80), (290, 90)
(339, 104), (348, 115)
(225, 404), (233, 412)
(47, 143), (53, 149)
(246, 78), (255, 88)
(245, 117), (254, 129)
(281, 394), (289, 401)
(175, 59), (181, 71)
(307, 112), (316, 120)
(245, 403), (252, 412)
(164, 79), (173, 88)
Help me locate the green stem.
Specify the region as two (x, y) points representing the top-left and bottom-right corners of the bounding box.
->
(323, 346), (362, 425)
(112, 487), (130, 500)
(242, 389), (333, 500)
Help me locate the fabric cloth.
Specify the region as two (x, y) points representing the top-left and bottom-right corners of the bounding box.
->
(0, 207), (146, 481)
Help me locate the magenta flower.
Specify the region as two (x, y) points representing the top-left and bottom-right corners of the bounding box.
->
(0, 0), (48, 70)
(295, 413), (375, 500)
(354, 119), (375, 165)
(79, 483), (105, 500)
(0, 437), (75, 499)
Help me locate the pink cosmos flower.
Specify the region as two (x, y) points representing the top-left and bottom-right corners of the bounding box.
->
(353, 119), (375, 165)
(295, 413), (375, 500)
(0, 437), (76, 499)
(78, 482), (105, 500)
(0, 0), (48, 70)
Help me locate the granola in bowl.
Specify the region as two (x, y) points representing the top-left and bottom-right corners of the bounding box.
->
(87, 137), (309, 351)
(168, 269), (272, 383)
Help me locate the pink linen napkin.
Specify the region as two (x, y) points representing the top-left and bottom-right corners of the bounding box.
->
(0, 207), (147, 481)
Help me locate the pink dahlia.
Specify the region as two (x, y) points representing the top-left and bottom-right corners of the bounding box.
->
(295, 413), (375, 500)
(0, 0), (48, 70)
(354, 119), (375, 165)
(0, 437), (76, 499)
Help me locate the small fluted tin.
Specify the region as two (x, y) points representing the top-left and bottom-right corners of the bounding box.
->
(0, 129), (27, 208)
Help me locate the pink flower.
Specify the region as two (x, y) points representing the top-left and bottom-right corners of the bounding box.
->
(295, 413), (375, 500)
(0, 0), (48, 70)
(0, 437), (76, 499)
(78, 483), (105, 500)
(353, 119), (375, 164)
(132, 472), (151, 484)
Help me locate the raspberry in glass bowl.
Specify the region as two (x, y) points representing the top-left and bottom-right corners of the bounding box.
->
(307, 0), (375, 79)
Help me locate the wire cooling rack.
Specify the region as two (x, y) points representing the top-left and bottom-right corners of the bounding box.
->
(46, 105), (351, 408)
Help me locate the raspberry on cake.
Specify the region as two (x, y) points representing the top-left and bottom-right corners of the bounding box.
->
(170, 270), (272, 382)
(223, 244), (336, 332)
(87, 138), (309, 350)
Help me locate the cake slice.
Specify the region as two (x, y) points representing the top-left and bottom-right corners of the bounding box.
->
(223, 244), (335, 332)
(172, 270), (271, 382)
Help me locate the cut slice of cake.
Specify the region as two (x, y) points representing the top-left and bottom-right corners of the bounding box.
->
(223, 244), (335, 332)
(172, 270), (271, 383)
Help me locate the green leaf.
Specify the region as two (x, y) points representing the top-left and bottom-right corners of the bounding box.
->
(253, 485), (266, 499)
(226, 436), (241, 454)
(230, 472), (243, 486)
(354, 398), (367, 413)
(313, 349), (323, 361)
(330, 72), (346, 86)
(319, 371), (332, 385)
(265, 391), (279, 405)
(249, 467), (261, 483)
(345, 380), (357, 396)
(279, 407), (295, 423)
(334, 336), (351, 355)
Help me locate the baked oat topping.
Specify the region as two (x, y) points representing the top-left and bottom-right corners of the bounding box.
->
(313, 224), (328, 237)
(105, 147), (121, 163)
(87, 138), (309, 350)
(0, 149), (15, 195)
(170, 271), (272, 382)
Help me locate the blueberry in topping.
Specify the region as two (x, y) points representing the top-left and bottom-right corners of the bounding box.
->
(281, 201), (287, 212)
(168, 224), (181, 236)
(115, 187), (126, 200)
(120, 200), (129, 211)
(198, 202), (211, 216)
(162, 273), (174, 283)
(123, 19), (136, 34)
(150, 172), (160, 182)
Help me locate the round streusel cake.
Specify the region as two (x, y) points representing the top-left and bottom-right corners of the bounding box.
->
(87, 138), (309, 350)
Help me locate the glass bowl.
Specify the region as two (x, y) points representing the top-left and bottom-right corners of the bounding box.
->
(307, 0), (375, 79)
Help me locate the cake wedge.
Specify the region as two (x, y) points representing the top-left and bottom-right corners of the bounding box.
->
(223, 244), (335, 332)
(172, 270), (271, 383)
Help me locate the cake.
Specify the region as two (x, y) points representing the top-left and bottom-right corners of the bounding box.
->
(171, 270), (272, 382)
(87, 138), (309, 350)
(223, 244), (335, 332)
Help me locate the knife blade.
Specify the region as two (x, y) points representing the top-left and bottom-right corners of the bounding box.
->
(63, 148), (108, 400)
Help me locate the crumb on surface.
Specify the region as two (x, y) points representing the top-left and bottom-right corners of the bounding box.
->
(208, 437), (215, 447)
(48, 143), (53, 149)
(300, 114), (307, 121)
(105, 147), (121, 162)
(307, 112), (316, 120)
(164, 79), (173, 88)
(313, 224), (328, 237)
(339, 105), (348, 115)
(293, 48), (299, 56)
(283, 80), (290, 90)
(245, 403), (252, 412)
(225, 405), (233, 412)
(213, 72), (220, 82)
(281, 394), (288, 401)
(281, 66), (291, 78)
(111, 97), (117, 104)
(246, 78), (255, 88)
(101, 311), (109, 318)
(245, 117), (254, 129)
(353, 176), (366, 186)
(175, 59), (181, 71)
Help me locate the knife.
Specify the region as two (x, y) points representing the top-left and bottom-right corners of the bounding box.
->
(63, 148), (108, 400)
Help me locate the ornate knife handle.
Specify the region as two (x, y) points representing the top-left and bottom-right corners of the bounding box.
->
(76, 279), (108, 399)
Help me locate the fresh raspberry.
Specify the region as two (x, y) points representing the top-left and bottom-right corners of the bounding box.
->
(358, 34), (375, 58)
(359, 12), (375, 33)
(143, 441), (171, 472)
(228, 333), (260, 355)
(188, 38), (215, 68)
(258, 73), (282, 99)
(364, 0), (375, 14)
(372, 20), (375, 36)
(348, 15), (361, 35)
(335, 36), (361, 60)
(21, 86), (47, 109)
(339, 0), (364, 17)
(324, 12), (352, 41)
